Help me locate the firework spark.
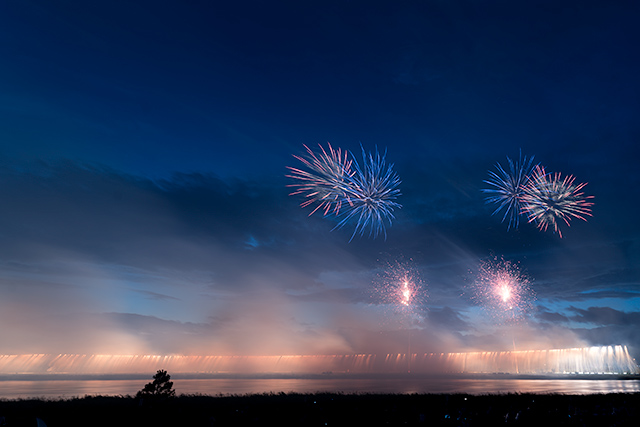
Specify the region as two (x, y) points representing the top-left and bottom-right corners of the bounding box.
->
(469, 257), (535, 323)
(287, 144), (401, 240)
(521, 165), (594, 238)
(482, 153), (536, 230)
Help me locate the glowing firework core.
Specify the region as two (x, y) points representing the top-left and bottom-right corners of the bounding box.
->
(496, 282), (512, 305)
(400, 280), (412, 306)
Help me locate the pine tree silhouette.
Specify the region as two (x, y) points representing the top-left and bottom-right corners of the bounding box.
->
(136, 369), (176, 399)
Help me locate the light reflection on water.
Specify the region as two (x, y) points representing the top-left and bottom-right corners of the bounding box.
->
(1, 378), (638, 399)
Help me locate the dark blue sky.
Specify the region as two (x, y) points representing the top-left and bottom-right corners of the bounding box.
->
(0, 0), (639, 360)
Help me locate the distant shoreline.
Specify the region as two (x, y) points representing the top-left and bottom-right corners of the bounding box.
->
(1, 372), (639, 382)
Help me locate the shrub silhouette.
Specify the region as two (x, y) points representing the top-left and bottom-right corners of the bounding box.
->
(136, 369), (176, 400)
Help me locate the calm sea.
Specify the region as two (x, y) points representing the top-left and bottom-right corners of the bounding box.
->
(1, 376), (638, 399)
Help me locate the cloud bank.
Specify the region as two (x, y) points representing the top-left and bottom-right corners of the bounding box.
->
(0, 161), (637, 361)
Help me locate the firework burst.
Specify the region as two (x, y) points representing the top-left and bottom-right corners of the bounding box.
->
(372, 260), (427, 326)
(286, 143), (353, 216)
(483, 154), (594, 237)
(335, 147), (402, 240)
(521, 165), (594, 238)
(469, 256), (535, 324)
(482, 152), (536, 230)
(287, 144), (401, 240)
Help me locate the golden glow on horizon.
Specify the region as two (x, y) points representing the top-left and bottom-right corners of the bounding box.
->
(0, 346), (636, 375)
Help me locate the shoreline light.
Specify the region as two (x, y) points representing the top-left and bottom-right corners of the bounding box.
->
(0, 346), (636, 375)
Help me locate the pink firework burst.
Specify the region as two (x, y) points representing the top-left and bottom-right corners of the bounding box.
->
(521, 165), (594, 238)
(285, 143), (354, 217)
(372, 260), (428, 323)
(470, 257), (536, 323)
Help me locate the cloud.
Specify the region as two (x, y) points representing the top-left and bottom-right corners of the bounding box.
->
(0, 161), (374, 354)
(0, 162), (365, 287)
(133, 289), (181, 301)
(568, 306), (640, 326)
(535, 310), (570, 323)
(530, 306), (640, 358)
(571, 325), (640, 359)
(427, 306), (471, 332)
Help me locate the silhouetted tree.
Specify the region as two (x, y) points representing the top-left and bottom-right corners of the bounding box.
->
(136, 369), (175, 400)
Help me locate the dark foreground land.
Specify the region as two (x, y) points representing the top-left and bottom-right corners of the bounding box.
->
(1, 392), (639, 427)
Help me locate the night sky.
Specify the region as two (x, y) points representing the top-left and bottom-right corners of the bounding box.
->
(1, 0), (639, 361)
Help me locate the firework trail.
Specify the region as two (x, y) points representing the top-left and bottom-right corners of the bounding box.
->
(469, 256), (535, 324)
(521, 165), (594, 238)
(287, 144), (401, 240)
(482, 152), (536, 230)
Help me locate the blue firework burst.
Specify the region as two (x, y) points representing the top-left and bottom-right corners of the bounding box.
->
(482, 152), (536, 230)
(337, 146), (402, 241)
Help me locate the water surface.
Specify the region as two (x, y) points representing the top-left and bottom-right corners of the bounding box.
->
(1, 376), (638, 399)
